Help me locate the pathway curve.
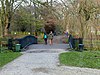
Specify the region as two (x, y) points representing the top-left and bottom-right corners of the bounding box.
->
(0, 44), (100, 75)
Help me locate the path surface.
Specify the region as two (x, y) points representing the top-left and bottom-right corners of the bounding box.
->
(0, 43), (100, 75)
(0, 35), (100, 75)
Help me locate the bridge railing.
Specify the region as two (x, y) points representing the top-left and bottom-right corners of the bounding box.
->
(8, 35), (38, 51)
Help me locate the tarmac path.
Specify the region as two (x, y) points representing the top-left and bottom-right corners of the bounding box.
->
(0, 36), (100, 75)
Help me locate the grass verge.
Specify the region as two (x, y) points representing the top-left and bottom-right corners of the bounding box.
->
(0, 52), (22, 67)
(59, 51), (100, 69)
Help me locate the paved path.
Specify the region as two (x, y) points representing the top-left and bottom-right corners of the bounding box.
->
(0, 43), (100, 75)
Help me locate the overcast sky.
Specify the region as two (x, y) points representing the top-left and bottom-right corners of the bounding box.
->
(38, 0), (63, 3)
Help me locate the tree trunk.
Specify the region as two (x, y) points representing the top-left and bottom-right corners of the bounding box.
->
(4, 15), (11, 36)
(51, 0), (53, 7)
(4, 27), (8, 36)
(4, 17), (9, 36)
(1, 21), (4, 37)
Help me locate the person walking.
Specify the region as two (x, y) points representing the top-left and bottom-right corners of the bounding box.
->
(68, 34), (73, 48)
(48, 31), (54, 45)
(43, 32), (48, 45)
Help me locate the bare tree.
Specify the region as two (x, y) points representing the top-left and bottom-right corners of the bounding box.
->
(0, 0), (26, 37)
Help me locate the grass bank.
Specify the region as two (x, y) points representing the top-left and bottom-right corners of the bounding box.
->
(0, 52), (22, 67)
(59, 51), (100, 69)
